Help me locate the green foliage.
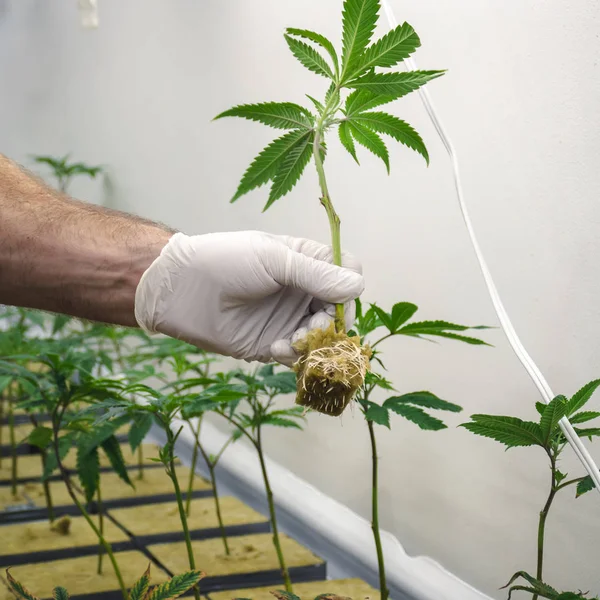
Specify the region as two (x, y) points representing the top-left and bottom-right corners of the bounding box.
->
(32, 154), (103, 192)
(460, 415), (544, 449)
(76, 446), (100, 503)
(216, 0), (445, 208)
(576, 475), (595, 498)
(567, 379), (600, 416)
(4, 567), (203, 600)
(128, 413), (154, 452)
(26, 425), (53, 449)
(101, 435), (132, 486)
(500, 571), (597, 600)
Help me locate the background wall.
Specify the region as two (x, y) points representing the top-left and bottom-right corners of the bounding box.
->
(2, 0), (600, 596)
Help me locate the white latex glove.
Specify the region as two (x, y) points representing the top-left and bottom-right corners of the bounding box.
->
(134, 231), (364, 366)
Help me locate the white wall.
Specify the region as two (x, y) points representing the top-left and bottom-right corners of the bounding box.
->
(2, 0), (600, 596)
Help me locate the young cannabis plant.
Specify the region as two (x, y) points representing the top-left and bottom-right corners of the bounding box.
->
(181, 365), (304, 594)
(500, 571), (598, 600)
(32, 154), (103, 193)
(461, 380), (600, 599)
(351, 299), (489, 600)
(5, 564), (205, 600)
(216, 0), (444, 416)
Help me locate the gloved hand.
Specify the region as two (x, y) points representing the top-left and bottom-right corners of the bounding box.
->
(134, 231), (364, 366)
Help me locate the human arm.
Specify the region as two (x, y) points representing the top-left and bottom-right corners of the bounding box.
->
(0, 154), (364, 363)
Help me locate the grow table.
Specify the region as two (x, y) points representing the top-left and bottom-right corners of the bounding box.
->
(0, 425), (376, 600)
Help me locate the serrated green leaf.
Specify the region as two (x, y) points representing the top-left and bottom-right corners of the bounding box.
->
(260, 416), (304, 429)
(341, 0), (379, 78)
(52, 587), (69, 600)
(386, 402), (446, 430)
(389, 302), (419, 331)
(129, 413), (153, 452)
(573, 427), (600, 439)
(567, 379), (600, 416)
(460, 415), (545, 448)
(364, 372), (395, 391)
(355, 305), (384, 337)
(6, 570), (41, 600)
(500, 572), (559, 597)
(77, 446), (100, 503)
(398, 320), (490, 345)
(351, 111), (429, 164)
(284, 35), (334, 79)
(101, 436), (132, 487)
(261, 371), (297, 393)
(270, 592), (302, 600)
(286, 28), (339, 76)
(128, 564), (151, 600)
(385, 392), (462, 413)
(214, 102), (313, 130)
(540, 395), (567, 443)
(347, 22), (420, 80)
(348, 121), (389, 172)
(535, 402), (546, 416)
(43, 435), (73, 481)
(27, 426), (53, 449)
(365, 403), (390, 428)
(576, 475), (595, 497)
(325, 82), (340, 107)
(146, 571), (204, 600)
(555, 469), (567, 484)
(569, 410), (600, 424)
(338, 121), (359, 164)
(371, 305), (393, 331)
(347, 70), (445, 96)
(306, 95), (325, 113)
(266, 132), (313, 209)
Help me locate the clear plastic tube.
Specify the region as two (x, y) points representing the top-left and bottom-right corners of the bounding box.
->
(380, 0), (600, 494)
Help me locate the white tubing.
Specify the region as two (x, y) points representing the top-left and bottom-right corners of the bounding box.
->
(380, 0), (600, 494)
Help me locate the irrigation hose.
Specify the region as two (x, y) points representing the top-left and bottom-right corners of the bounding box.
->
(380, 0), (600, 495)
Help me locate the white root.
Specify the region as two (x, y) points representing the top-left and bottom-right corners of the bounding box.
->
(302, 339), (369, 386)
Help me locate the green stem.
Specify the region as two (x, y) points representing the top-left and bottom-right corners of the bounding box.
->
(40, 449), (55, 523)
(137, 444), (144, 480)
(97, 483), (104, 574)
(0, 392), (4, 468)
(256, 426), (292, 593)
(165, 427), (201, 600)
(51, 407), (127, 600)
(367, 420), (389, 600)
(9, 397), (17, 496)
(533, 453), (557, 600)
(208, 463), (230, 555)
(186, 420), (201, 517)
(313, 125), (344, 333)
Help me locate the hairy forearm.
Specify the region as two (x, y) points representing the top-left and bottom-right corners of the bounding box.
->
(0, 154), (174, 326)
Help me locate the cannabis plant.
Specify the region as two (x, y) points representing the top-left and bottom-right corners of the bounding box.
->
(5, 564), (204, 600)
(0, 346), (133, 600)
(181, 365), (304, 593)
(216, 0), (444, 415)
(350, 299), (489, 600)
(461, 381), (600, 599)
(32, 154), (103, 193)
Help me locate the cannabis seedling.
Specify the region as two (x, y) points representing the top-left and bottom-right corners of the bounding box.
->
(32, 154), (103, 193)
(216, 0), (445, 415)
(5, 564), (204, 600)
(461, 380), (600, 599)
(351, 299), (489, 600)
(181, 365), (304, 593)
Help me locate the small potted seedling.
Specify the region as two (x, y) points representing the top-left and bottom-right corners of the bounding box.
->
(5, 564), (204, 600)
(181, 365), (306, 593)
(31, 154), (103, 193)
(348, 299), (489, 600)
(461, 380), (600, 598)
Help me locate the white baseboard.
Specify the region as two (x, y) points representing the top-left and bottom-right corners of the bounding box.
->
(152, 418), (494, 600)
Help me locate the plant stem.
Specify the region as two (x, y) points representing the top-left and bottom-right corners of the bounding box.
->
(137, 444), (144, 480)
(51, 407), (127, 600)
(368, 420), (389, 600)
(533, 452), (558, 600)
(165, 427), (201, 600)
(186, 420), (202, 517)
(40, 450), (55, 523)
(97, 482), (105, 574)
(9, 397), (17, 496)
(208, 463), (230, 555)
(256, 426), (292, 593)
(313, 127), (344, 333)
(0, 392), (4, 468)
